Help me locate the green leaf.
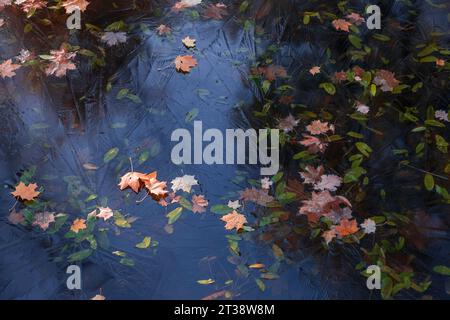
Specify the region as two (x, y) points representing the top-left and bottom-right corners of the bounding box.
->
(255, 279), (266, 292)
(271, 172), (283, 183)
(425, 119), (445, 128)
(135, 236), (151, 249)
(381, 276), (393, 299)
(116, 88), (129, 99)
(424, 174), (435, 191)
(348, 34), (362, 49)
(120, 258), (135, 267)
(103, 147), (119, 163)
(68, 249), (93, 262)
(319, 83), (336, 95)
(185, 108), (199, 122)
(210, 204), (231, 215)
(138, 150), (149, 164)
(166, 207), (183, 224)
(355, 142), (373, 157)
(433, 265), (450, 276)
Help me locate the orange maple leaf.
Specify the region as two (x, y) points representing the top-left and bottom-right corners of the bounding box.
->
(11, 182), (40, 201)
(174, 55), (198, 73)
(335, 219), (359, 237)
(70, 218), (87, 233)
(221, 210), (247, 230)
(332, 19), (352, 32)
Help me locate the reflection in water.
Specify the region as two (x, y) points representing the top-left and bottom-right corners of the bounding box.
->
(0, 0), (449, 299)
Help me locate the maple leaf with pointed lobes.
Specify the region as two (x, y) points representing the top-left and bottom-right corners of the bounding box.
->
(71, 218), (87, 233)
(174, 55), (198, 73)
(118, 171), (156, 193)
(332, 19), (352, 32)
(156, 24), (171, 36)
(101, 32), (127, 47)
(191, 195), (208, 213)
(227, 200), (241, 209)
(356, 102), (370, 114)
(346, 13), (365, 25)
(335, 219), (359, 237)
(171, 175), (198, 193)
(45, 45), (77, 77)
(19, 0), (46, 13)
(221, 210), (247, 230)
(61, 0), (90, 13)
(314, 174), (342, 192)
(0, 59), (21, 79)
(203, 3), (228, 20)
(277, 114), (299, 133)
(373, 70), (400, 92)
(435, 110), (449, 122)
(299, 165), (324, 184)
(240, 187), (274, 206)
(8, 210), (24, 225)
(182, 36), (196, 48)
(11, 182), (40, 201)
(260, 177), (272, 190)
(309, 66), (321, 75)
(306, 120), (334, 135)
(33, 212), (55, 230)
(299, 134), (328, 153)
(333, 71), (347, 83)
(97, 207), (113, 221)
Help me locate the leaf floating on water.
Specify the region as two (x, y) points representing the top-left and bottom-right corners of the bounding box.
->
(255, 279), (266, 292)
(103, 147), (119, 163)
(68, 249), (93, 262)
(166, 207), (183, 224)
(90, 294), (105, 300)
(433, 265), (450, 276)
(249, 263), (265, 269)
(120, 258), (135, 267)
(197, 279), (215, 285)
(135, 236), (151, 249)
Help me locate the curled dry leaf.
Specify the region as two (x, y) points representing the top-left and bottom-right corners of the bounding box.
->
(240, 187), (274, 206)
(118, 171), (156, 193)
(11, 182), (40, 201)
(96, 207), (113, 221)
(8, 210), (24, 225)
(171, 175), (198, 193)
(174, 55), (198, 73)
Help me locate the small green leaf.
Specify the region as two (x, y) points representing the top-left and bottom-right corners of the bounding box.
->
(197, 279), (215, 285)
(319, 83), (336, 95)
(103, 147), (119, 163)
(68, 249), (93, 262)
(135, 236), (151, 249)
(166, 207), (183, 224)
(424, 174), (435, 191)
(433, 265), (450, 276)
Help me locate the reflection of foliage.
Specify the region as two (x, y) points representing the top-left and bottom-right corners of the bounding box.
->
(213, 0), (449, 299)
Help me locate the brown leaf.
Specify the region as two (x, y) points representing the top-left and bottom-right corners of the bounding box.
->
(174, 55), (198, 73)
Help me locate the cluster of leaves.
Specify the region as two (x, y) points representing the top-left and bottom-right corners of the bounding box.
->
(210, 1), (449, 299)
